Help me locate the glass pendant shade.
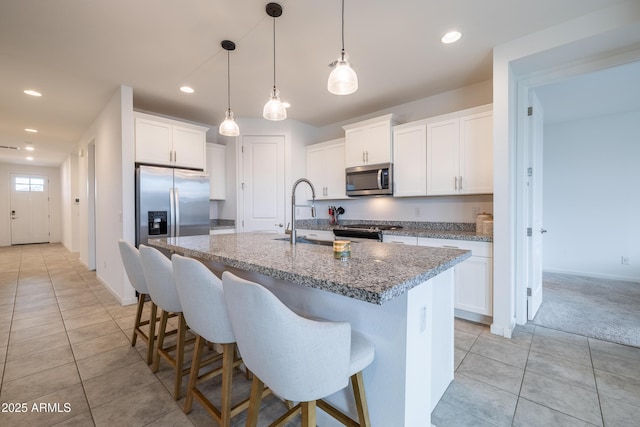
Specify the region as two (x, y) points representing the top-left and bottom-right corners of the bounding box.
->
(219, 109), (239, 136)
(263, 88), (287, 121)
(328, 55), (358, 95)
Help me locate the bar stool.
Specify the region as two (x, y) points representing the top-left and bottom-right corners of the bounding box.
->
(172, 255), (263, 426)
(221, 271), (375, 427)
(139, 244), (191, 400)
(118, 240), (157, 365)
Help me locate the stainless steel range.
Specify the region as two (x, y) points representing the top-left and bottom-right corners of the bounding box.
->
(333, 224), (403, 242)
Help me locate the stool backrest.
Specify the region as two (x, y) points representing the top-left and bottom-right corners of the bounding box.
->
(139, 245), (182, 313)
(172, 255), (235, 344)
(222, 271), (351, 402)
(118, 240), (149, 295)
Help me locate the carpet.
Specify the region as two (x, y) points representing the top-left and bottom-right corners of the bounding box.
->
(531, 272), (640, 347)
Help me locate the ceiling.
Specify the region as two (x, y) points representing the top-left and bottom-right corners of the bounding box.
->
(0, 0), (628, 167)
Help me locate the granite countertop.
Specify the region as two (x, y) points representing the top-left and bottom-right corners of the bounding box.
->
(296, 220), (493, 242)
(149, 233), (470, 305)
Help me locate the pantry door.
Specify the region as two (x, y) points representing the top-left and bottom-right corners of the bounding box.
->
(10, 174), (51, 244)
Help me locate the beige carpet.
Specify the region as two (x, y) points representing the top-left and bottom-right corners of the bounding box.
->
(532, 272), (640, 347)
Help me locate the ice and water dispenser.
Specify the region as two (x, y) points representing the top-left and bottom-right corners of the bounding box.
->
(148, 211), (167, 235)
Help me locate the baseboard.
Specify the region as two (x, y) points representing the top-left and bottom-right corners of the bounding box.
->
(544, 268), (640, 284)
(454, 309), (492, 325)
(95, 274), (137, 306)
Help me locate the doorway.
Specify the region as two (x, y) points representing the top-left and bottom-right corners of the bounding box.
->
(517, 59), (640, 346)
(10, 173), (50, 245)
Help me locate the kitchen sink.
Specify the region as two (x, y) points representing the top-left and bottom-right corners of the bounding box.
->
(273, 236), (335, 246)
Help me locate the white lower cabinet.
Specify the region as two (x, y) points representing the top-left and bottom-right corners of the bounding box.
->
(417, 237), (493, 317)
(295, 229), (335, 241)
(382, 234), (418, 245)
(210, 228), (236, 235)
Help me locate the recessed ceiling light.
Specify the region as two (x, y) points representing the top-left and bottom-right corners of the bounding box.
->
(24, 89), (42, 97)
(180, 86), (195, 94)
(441, 31), (462, 44)
(25, 128), (38, 133)
(25, 146), (35, 151)
(26, 156), (34, 161)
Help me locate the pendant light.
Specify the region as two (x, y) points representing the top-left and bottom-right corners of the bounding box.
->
(263, 3), (287, 121)
(328, 0), (358, 95)
(219, 40), (240, 136)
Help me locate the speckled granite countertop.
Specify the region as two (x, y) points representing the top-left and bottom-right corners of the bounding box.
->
(296, 220), (493, 242)
(149, 233), (470, 305)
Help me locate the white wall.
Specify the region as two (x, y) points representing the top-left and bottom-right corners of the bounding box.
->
(77, 85), (136, 305)
(0, 163), (62, 246)
(60, 153), (80, 252)
(543, 110), (640, 282)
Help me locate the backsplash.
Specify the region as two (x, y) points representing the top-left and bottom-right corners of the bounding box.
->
(296, 219), (476, 232)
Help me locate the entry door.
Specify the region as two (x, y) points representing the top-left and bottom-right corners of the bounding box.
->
(240, 135), (285, 232)
(527, 93), (545, 320)
(10, 174), (50, 244)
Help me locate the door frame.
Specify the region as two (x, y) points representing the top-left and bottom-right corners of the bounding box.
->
(513, 48), (640, 325)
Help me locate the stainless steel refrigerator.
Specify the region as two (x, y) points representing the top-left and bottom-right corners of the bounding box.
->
(135, 165), (210, 250)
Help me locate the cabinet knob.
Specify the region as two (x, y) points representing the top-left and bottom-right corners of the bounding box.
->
(540, 228), (547, 234)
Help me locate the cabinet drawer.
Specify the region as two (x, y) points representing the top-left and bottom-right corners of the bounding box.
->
(417, 237), (492, 257)
(382, 235), (418, 245)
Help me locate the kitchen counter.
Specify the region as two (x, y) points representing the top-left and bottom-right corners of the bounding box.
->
(149, 232), (470, 304)
(148, 231), (468, 425)
(295, 219), (493, 242)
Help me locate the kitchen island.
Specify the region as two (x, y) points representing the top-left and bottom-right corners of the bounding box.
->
(150, 233), (470, 426)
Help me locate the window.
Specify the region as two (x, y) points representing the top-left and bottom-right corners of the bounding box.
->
(15, 177), (45, 192)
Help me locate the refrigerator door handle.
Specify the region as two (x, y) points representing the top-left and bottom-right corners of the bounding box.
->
(174, 187), (180, 237)
(169, 187), (175, 237)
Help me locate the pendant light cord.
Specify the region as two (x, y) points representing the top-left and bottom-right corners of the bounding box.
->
(272, 16), (277, 91)
(341, 0), (345, 61)
(227, 49), (231, 112)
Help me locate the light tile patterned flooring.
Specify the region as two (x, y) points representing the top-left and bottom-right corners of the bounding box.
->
(1, 244), (639, 426)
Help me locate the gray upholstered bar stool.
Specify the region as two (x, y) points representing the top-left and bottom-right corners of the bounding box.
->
(118, 239), (157, 365)
(172, 255), (263, 426)
(139, 244), (191, 400)
(222, 271), (375, 427)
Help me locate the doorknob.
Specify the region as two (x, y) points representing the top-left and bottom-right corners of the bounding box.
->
(540, 228), (547, 234)
(275, 223), (283, 227)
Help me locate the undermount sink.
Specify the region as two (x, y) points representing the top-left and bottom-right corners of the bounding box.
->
(273, 236), (335, 246)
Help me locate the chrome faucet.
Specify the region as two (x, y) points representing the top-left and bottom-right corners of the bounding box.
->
(290, 178), (316, 244)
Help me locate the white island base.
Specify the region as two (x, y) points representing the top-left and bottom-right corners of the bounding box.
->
(200, 259), (455, 427)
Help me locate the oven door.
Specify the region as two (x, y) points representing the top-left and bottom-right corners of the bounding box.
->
(345, 163), (393, 196)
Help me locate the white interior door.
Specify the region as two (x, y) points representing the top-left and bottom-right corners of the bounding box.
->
(527, 93), (545, 320)
(10, 174), (50, 245)
(240, 135), (285, 233)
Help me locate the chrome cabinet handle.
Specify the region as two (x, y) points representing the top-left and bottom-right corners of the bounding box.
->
(459, 176), (463, 190)
(366, 151), (369, 163)
(454, 176), (458, 190)
(362, 151), (366, 163)
(540, 228), (547, 234)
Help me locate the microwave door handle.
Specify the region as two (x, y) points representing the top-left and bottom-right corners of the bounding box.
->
(377, 169), (383, 190)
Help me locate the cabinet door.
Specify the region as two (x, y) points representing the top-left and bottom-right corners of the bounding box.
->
(427, 118), (459, 195)
(207, 144), (226, 200)
(460, 111), (493, 194)
(344, 127), (366, 167)
(382, 234), (418, 245)
(365, 121), (392, 165)
(455, 256), (493, 315)
(324, 142), (346, 199)
(173, 126), (205, 169)
(393, 124), (426, 197)
(306, 145), (326, 199)
(135, 118), (172, 165)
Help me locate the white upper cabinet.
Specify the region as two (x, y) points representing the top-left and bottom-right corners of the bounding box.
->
(426, 108), (493, 196)
(343, 114), (396, 167)
(306, 138), (346, 200)
(134, 112), (208, 170)
(393, 123), (427, 197)
(206, 143), (226, 200)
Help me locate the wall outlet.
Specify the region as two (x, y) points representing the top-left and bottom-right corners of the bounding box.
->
(621, 256), (630, 265)
(414, 207), (421, 218)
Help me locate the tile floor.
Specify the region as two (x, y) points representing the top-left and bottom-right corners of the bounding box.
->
(1, 243), (639, 426)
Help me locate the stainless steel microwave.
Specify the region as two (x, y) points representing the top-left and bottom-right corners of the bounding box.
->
(345, 163), (393, 196)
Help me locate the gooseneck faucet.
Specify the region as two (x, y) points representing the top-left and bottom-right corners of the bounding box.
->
(290, 178), (316, 244)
